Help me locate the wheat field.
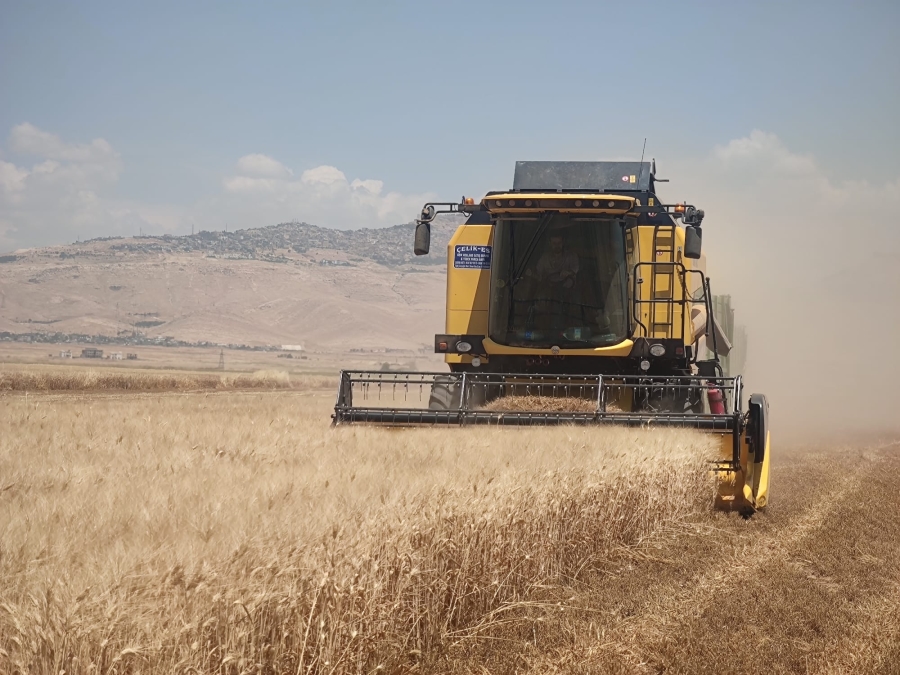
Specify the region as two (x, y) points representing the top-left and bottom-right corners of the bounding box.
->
(0, 385), (715, 674)
(3, 375), (900, 674)
(0, 364), (334, 392)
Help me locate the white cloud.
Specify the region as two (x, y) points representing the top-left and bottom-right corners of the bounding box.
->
(216, 158), (433, 230)
(713, 129), (818, 175)
(0, 124), (174, 249)
(351, 178), (384, 195)
(301, 165), (346, 185)
(235, 153), (293, 178)
(0, 160), (29, 199)
(0, 125), (433, 250)
(10, 122), (119, 165)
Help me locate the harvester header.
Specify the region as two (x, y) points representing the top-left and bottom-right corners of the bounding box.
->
(335, 159), (769, 514)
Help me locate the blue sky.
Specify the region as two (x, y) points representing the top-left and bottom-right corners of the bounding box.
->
(1, 0), (899, 248)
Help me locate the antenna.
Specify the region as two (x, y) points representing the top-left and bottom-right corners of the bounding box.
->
(637, 138), (647, 187)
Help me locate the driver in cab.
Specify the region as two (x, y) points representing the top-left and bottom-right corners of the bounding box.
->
(536, 233), (579, 289)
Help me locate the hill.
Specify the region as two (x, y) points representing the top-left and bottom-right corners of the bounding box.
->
(0, 220), (460, 352)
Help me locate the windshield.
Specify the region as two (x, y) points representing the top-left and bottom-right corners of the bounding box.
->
(488, 215), (629, 348)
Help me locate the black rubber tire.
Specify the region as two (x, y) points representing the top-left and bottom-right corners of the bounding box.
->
(428, 375), (461, 410)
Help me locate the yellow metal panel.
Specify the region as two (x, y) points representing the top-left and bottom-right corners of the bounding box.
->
(446, 224), (492, 315)
(445, 352), (486, 365)
(443, 224), (492, 366)
(446, 309), (487, 335)
(625, 227), (641, 336)
(482, 337), (634, 357)
(442, 219), (706, 358)
(445, 223), (492, 318)
(482, 192), (636, 216)
(713, 427), (771, 513)
(747, 431), (771, 509)
(632, 225), (692, 343)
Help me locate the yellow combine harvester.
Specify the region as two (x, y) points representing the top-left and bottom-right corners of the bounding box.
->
(334, 161), (770, 514)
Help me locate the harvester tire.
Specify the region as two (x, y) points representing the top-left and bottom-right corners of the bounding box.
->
(428, 375), (461, 411)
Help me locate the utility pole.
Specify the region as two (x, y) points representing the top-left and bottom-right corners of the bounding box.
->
(218, 349), (225, 370)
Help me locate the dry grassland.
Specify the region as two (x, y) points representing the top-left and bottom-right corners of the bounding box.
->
(0, 387), (713, 674)
(0, 366), (332, 392)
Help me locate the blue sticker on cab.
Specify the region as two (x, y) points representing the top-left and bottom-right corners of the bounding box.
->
(453, 245), (492, 269)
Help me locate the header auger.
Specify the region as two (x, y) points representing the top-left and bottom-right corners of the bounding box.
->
(334, 160), (770, 514)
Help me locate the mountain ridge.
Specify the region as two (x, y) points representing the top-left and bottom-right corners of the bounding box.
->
(0, 220), (463, 351)
(5, 219), (460, 268)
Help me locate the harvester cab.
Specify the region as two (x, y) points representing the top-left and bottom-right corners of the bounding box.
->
(334, 160), (770, 514)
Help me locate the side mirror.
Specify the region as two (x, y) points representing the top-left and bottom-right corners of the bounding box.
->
(414, 221), (431, 256)
(684, 226), (702, 259)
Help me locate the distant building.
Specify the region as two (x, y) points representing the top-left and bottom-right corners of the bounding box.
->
(281, 344), (304, 352)
(81, 348), (103, 358)
(126, 353), (138, 360)
(108, 352), (123, 360)
(59, 350), (72, 358)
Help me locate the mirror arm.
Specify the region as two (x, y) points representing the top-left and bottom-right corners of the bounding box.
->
(416, 201), (483, 225)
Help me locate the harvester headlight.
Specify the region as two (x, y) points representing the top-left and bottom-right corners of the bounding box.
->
(592, 200), (600, 207)
(640, 359), (651, 371)
(495, 200), (503, 207)
(471, 357), (482, 367)
(649, 343), (666, 357)
(575, 200), (582, 207)
(608, 201), (615, 207)
(456, 341), (472, 353)
(525, 200), (533, 207)
(509, 200), (516, 207)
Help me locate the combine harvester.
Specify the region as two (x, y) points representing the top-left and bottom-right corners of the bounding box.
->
(334, 161), (769, 513)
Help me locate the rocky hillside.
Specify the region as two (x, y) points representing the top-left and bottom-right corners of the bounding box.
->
(13, 219), (461, 269)
(0, 219), (464, 351)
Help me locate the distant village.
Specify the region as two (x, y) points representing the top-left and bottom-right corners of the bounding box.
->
(0, 329), (423, 357)
(0, 330), (286, 353)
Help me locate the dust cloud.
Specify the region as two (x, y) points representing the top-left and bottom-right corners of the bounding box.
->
(674, 132), (900, 441)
